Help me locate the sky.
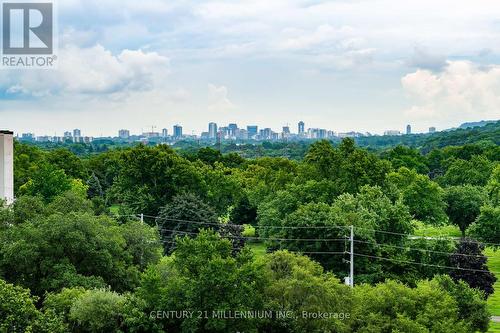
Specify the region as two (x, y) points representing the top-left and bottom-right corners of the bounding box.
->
(1, 0), (500, 137)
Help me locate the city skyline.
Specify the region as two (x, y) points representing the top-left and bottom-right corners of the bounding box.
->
(18, 119), (466, 143)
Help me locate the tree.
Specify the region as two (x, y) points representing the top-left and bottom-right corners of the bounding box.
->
(440, 155), (495, 186)
(261, 251), (352, 333)
(86, 172), (104, 198)
(386, 167), (448, 225)
(486, 164), (500, 205)
(12, 195), (46, 224)
(449, 239), (496, 298)
(120, 221), (163, 271)
(46, 190), (94, 215)
(0, 278), (67, 332)
(158, 193), (219, 253)
(470, 205), (500, 245)
(304, 140), (337, 179)
(196, 147), (222, 165)
(0, 213), (162, 295)
(230, 196), (257, 225)
(19, 164), (72, 203)
(268, 186), (413, 283)
(304, 139), (391, 194)
(111, 145), (206, 216)
(68, 290), (148, 333)
(351, 279), (476, 333)
(201, 163), (243, 215)
(44, 287), (160, 333)
(444, 185), (487, 237)
(13, 142), (44, 196)
(435, 275), (490, 332)
(46, 148), (88, 180)
(382, 145), (429, 175)
(137, 230), (265, 332)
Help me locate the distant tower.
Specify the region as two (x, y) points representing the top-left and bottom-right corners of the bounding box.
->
(173, 125), (183, 138)
(406, 124), (412, 135)
(0, 131), (14, 205)
(208, 122), (218, 139)
(118, 129), (130, 139)
(247, 126), (258, 139)
(298, 121), (305, 135)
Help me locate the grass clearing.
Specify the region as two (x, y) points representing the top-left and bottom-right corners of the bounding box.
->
(109, 204), (120, 214)
(248, 242), (267, 260)
(490, 321), (500, 333)
(487, 247), (500, 332)
(412, 222), (462, 237)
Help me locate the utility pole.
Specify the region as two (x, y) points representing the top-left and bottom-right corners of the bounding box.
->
(350, 225), (354, 288)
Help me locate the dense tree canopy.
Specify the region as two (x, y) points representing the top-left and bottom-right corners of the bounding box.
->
(444, 185), (487, 237)
(386, 167), (448, 225)
(1, 130), (499, 332)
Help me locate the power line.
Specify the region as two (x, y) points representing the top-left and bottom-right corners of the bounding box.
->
(156, 221), (499, 279)
(141, 214), (350, 230)
(159, 227), (348, 242)
(160, 237), (346, 255)
(127, 213), (500, 248)
(118, 213), (500, 280)
(354, 253), (500, 274)
(353, 239), (494, 259)
(162, 233), (499, 275)
(353, 225), (500, 247)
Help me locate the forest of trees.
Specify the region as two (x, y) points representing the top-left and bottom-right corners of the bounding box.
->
(1, 124), (500, 332)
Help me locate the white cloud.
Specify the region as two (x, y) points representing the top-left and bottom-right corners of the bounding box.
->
(1, 45), (170, 97)
(208, 84), (234, 111)
(402, 61), (500, 120)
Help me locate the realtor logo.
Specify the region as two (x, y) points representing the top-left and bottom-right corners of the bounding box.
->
(1, 1), (57, 68)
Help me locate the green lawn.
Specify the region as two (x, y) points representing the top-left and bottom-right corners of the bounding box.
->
(412, 221), (462, 237)
(248, 242), (267, 260)
(109, 204), (120, 214)
(490, 322), (500, 333)
(487, 248), (500, 332)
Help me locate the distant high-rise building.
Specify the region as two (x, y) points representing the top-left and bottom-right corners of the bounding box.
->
(228, 123), (238, 138)
(73, 129), (81, 138)
(21, 133), (34, 142)
(208, 122), (218, 139)
(173, 125), (183, 138)
(0, 130), (14, 205)
(162, 128), (168, 137)
(298, 121), (305, 135)
(63, 131), (72, 138)
(282, 126), (290, 134)
(429, 127), (437, 133)
(260, 128), (273, 140)
(118, 129), (130, 139)
(406, 124), (412, 135)
(247, 125), (258, 139)
(235, 128), (248, 140)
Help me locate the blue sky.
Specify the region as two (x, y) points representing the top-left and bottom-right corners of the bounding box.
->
(1, 0), (500, 136)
